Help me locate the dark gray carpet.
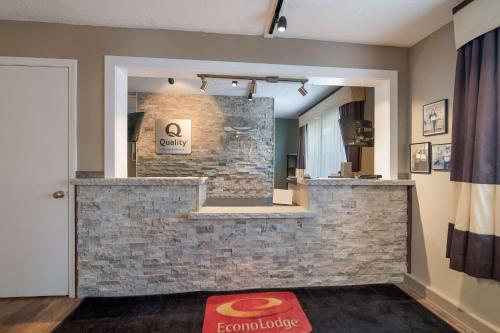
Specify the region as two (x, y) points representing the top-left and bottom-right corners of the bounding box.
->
(54, 284), (458, 333)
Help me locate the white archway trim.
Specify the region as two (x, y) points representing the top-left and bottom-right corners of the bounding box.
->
(105, 56), (398, 179)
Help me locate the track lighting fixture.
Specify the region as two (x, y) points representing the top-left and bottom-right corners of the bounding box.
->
(247, 80), (256, 101)
(277, 16), (287, 32)
(298, 82), (308, 96)
(200, 77), (207, 92)
(168, 78), (175, 85)
(196, 74), (309, 99)
(268, 0), (286, 35)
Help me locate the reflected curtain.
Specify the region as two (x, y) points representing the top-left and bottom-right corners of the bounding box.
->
(339, 101), (365, 172)
(321, 108), (347, 176)
(446, 27), (499, 281)
(305, 109), (346, 178)
(297, 125), (306, 177)
(305, 117), (322, 177)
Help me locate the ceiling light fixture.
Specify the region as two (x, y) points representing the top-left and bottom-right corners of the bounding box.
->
(200, 77), (207, 92)
(197, 74), (306, 85)
(267, 0), (286, 35)
(168, 78), (175, 85)
(196, 74), (308, 98)
(298, 82), (308, 96)
(277, 16), (287, 33)
(251, 80), (257, 94)
(247, 80), (257, 101)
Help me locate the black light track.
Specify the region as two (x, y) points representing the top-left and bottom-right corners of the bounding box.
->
(268, 0), (285, 35)
(197, 73), (307, 84)
(452, 0), (475, 14)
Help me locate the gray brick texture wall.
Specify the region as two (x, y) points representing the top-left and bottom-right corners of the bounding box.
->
(76, 184), (408, 297)
(135, 94), (274, 198)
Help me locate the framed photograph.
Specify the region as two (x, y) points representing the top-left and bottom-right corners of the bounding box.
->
(423, 99), (448, 136)
(432, 143), (451, 171)
(410, 142), (431, 174)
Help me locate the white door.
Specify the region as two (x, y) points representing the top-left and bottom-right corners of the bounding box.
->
(0, 63), (70, 297)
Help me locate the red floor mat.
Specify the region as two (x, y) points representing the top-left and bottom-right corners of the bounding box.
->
(202, 291), (312, 333)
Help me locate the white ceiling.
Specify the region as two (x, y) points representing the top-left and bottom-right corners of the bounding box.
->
(0, 0), (459, 47)
(128, 77), (338, 119)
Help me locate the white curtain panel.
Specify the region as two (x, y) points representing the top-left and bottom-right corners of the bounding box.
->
(305, 108), (346, 178)
(321, 108), (346, 177)
(305, 117), (322, 178)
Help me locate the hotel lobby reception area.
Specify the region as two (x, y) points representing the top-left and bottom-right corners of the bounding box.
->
(2, 2), (500, 331)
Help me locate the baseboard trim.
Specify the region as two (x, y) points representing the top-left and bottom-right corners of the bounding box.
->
(400, 274), (499, 333)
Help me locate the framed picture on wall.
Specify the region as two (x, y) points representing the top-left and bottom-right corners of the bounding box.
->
(410, 142), (431, 174)
(423, 99), (448, 136)
(432, 143), (451, 171)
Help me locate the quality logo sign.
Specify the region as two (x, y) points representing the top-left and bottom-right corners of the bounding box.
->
(202, 292), (312, 333)
(155, 119), (191, 154)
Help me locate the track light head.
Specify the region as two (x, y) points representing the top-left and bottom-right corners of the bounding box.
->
(247, 80), (257, 101)
(298, 82), (308, 96)
(168, 78), (175, 85)
(200, 77), (207, 92)
(232, 80), (238, 87)
(277, 16), (287, 32)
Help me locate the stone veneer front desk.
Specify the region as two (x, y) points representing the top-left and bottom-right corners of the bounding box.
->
(72, 177), (414, 297)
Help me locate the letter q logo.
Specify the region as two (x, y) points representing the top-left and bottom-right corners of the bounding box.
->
(165, 123), (182, 137)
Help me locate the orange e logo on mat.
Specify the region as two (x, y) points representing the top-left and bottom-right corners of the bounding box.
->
(216, 297), (290, 318)
(203, 292), (312, 333)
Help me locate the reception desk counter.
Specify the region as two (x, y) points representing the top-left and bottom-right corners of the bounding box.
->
(72, 177), (414, 297)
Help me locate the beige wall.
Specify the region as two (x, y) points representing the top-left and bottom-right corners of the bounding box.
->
(364, 87), (375, 122)
(409, 22), (500, 330)
(0, 20), (409, 173)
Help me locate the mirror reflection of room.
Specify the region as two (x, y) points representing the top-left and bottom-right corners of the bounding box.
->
(295, 86), (375, 181)
(126, 75), (375, 206)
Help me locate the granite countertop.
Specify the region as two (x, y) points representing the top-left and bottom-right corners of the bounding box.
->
(296, 178), (415, 186)
(71, 177), (208, 186)
(189, 205), (315, 220)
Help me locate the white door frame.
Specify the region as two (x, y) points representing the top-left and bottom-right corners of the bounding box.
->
(0, 57), (78, 298)
(104, 56), (398, 179)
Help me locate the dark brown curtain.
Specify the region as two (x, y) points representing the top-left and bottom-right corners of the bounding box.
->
(339, 101), (365, 172)
(446, 27), (499, 281)
(297, 125), (306, 170)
